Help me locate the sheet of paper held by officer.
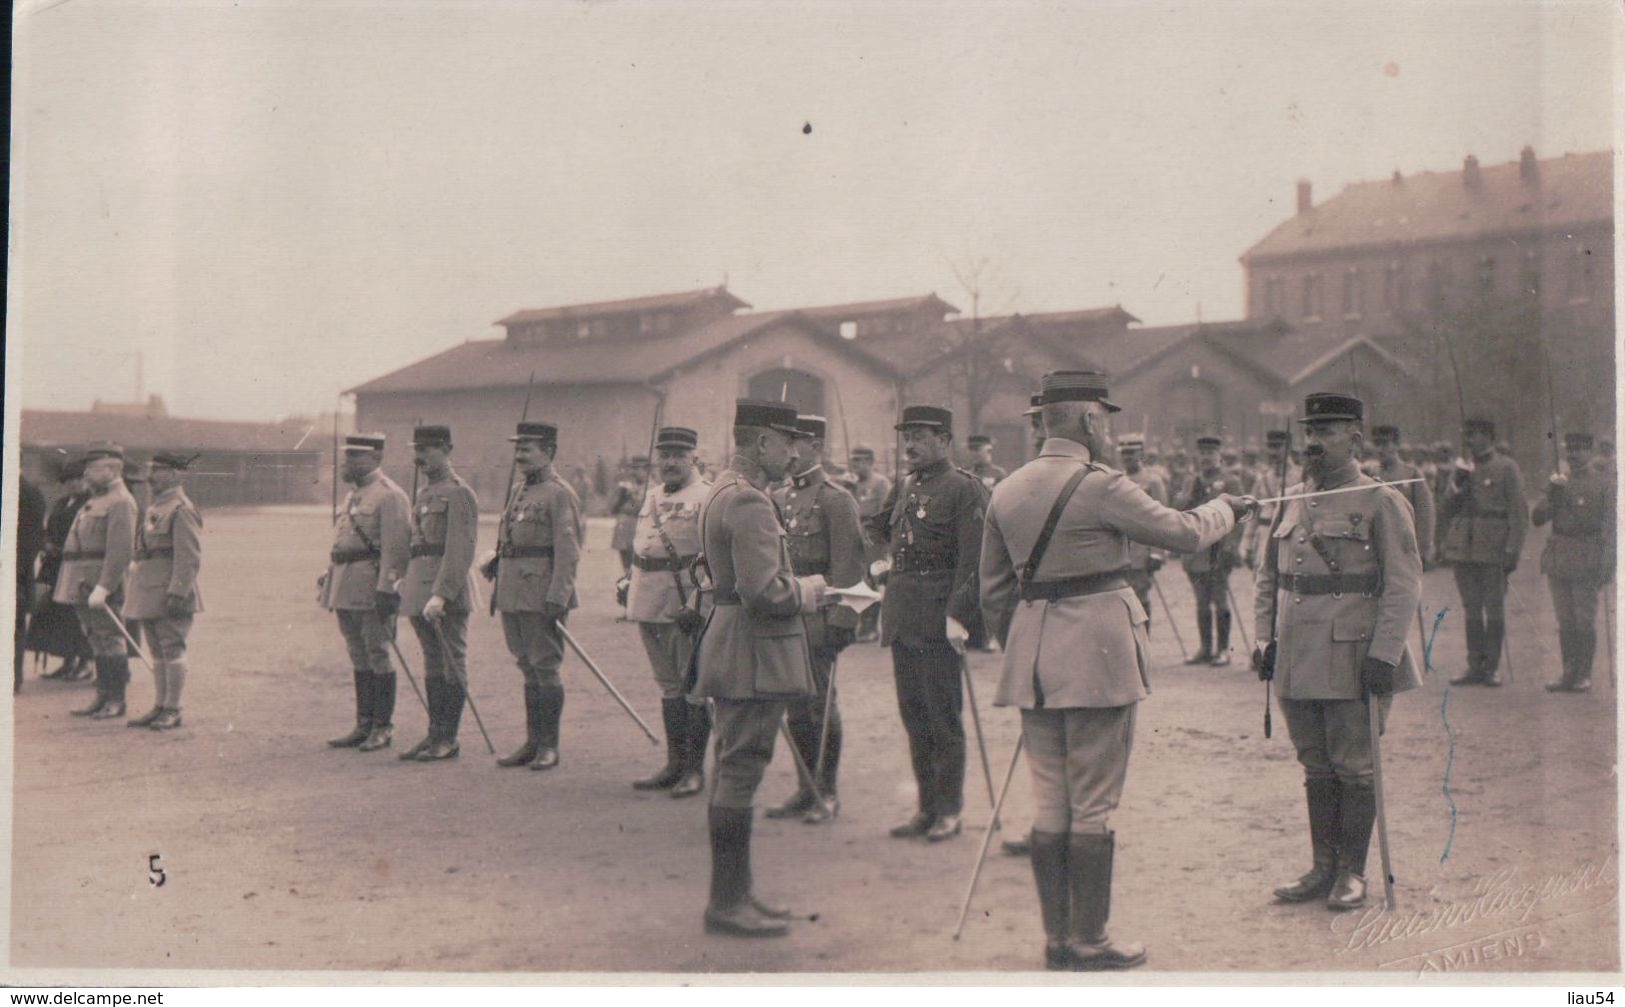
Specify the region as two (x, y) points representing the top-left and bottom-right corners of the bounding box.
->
(2, 0), (1619, 994)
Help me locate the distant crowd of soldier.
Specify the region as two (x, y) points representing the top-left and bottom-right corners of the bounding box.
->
(12, 374), (1614, 968)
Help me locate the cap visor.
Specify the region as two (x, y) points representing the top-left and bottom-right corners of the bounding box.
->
(1101, 398), (1122, 414)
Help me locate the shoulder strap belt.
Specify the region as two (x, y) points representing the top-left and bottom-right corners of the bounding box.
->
(1021, 465), (1094, 585)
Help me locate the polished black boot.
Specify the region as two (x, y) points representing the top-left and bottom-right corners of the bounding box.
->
(1030, 830), (1075, 970)
(1328, 783), (1376, 911)
(420, 676), (463, 760)
(766, 705), (820, 817)
(328, 670), (373, 746)
(1066, 832), (1147, 970)
(359, 674), (395, 751)
(402, 675), (440, 760)
(703, 805), (789, 938)
(670, 701), (709, 799)
(90, 657), (129, 719)
(71, 656), (111, 717)
(634, 698), (687, 790)
(1274, 777), (1341, 902)
(498, 683), (542, 766)
(528, 685), (563, 770)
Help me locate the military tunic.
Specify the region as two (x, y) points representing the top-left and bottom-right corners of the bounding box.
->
(1532, 462), (1615, 686)
(630, 475), (710, 699)
(496, 470), (583, 689)
(1375, 457), (1437, 563)
(972, 461), (1009, 491)
(980, 437), (1236, 832)
(1122, 466), (1168, 628)
(55, 480), (138, 657)
(402, 470), (480, 688)
(123, 486), (204, 665)
(1439, 451), (1527, 677)
(324, 470), (411, 681)
(866, 456), (985, 820)
(1242, 462), (1303, 568)
(1175, 469), (1245, 656)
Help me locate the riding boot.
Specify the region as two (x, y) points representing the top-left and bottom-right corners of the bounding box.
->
(442, 673), (466, 742)
(1273, 777), (1341, 901)
(1214, 610), (1233, 663)
(1328, 783), (1376, 910)
(91, 656), (129, 719)
(358, 675), (395, 751)
(670, 701), (709, 798)
(1030, 830), (1075, 970)
(1185, 608), (1213, 663)
(403, 676), (440, 759)
(634, 698), (687, 790)
(129, 659), (167, 727)
(1066, 831), (1147, 970)
(328, 669), (373, 746)
(528, 685), (563, 770)
(703, 805), (789, 937)
(766, 703), (820, 817)
(498, 682), (541, 766)
(71, 656), (111, 716)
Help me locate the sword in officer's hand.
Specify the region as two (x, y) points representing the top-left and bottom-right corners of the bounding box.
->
(430, 617), (496, 755)
(1367, 687), (1397, 911)
(1252, 478), (1424, 508)
(953, 732), (1026, 941)
(555, 623), (659, 745)
(103, 608), (158, 676)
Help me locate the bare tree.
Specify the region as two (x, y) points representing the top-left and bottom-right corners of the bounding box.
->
(942, 255), (1022, 436)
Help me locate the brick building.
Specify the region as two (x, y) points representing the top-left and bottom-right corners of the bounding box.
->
(1241, 147), (1613, 469)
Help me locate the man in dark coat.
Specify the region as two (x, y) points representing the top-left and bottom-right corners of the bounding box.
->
(1532, 433), (1615, 692)
(16, 473), (46, 692)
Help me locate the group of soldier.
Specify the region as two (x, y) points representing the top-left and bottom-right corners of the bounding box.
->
(15, 367), (1612, 971)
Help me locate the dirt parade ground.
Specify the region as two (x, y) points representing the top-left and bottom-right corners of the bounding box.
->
(9, 507), (1618, 977)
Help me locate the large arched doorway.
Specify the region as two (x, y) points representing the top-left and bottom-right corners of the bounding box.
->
(747, 368), (826, 417)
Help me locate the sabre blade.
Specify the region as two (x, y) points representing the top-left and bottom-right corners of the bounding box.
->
(1255, 478), (1423, 507)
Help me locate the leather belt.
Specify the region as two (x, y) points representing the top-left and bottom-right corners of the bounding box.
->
(410, 544), (445, 558)
(501, 546), (554, 559)
(1019, 572), (1130, 603)
(713, 588), (741, 606)
(893, 558), (954, 575)
(61, 551), (106, 561)
(789, 561), (830, 577)
(136, 548), (174, 560)
(330, 547), (380, 564)
(633, 554), (692, 573)
(1279, 572), (1381, 596)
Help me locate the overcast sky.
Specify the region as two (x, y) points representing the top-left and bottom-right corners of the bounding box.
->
(7, 0), (1615, 422)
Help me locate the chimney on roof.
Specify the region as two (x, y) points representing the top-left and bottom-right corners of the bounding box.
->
(1462, 154), (1482, 188)
(1296, 179), (1312, 215)
(1519, 145), (1538, 183)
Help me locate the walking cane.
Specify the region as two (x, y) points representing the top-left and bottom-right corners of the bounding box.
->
(1367, 690), (1397, 910)
(430, 619), (496, 755)
(103, 609), (158, 675)
(383, 636), (432, 716)
(813, 658), (838, 793)
(1415, 604), (1429, 670)
(778, 716), (825, 802)
(1224, 581), (1253, 654)
(959, 655), (997, 809)
(952, 732), (1026, 941)
(1150, 574), (1189, 660)
(556, 622), (660, 744)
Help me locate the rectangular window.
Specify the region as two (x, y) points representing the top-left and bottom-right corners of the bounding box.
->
(1342, 268), (1362, 317)
(1383, 263), (1402, 310)
(1301, 273), (1321, 320)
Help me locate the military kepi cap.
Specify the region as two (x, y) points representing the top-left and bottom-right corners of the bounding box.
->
(411, 425), (453, 448)
(1265, 429), (1290, 447)
(82, 441), (125, 461)
(1565, 432), (1594, 450)
(793, 415), (828, 440)
(1463, 417), (1496, 438)
(895, 405), (953, 431)
(1118, 435), (1145, 451)
(508, 421), (558, 445)
(1196, 435), (1223, 450)
(655, 426), (699, 450)
(1297, 392), (1364, 424)
(966, 434), (993, 448)
(734, 399), (801, 435)
(1022, 394), (1044, 418)
(150, 451), (201, 471)
(849, 444), (875, 459)
(1039, 370), (1120, 413)
(342, 433), (387, 453)
(1371, 424), (1400, 443)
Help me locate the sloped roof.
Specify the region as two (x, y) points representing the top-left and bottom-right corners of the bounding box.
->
(800, 293), (960, 320)
(494, 286), (749, 327)
(348, 311), (903, 396)
(20, 410), (319, 453)
(1118, 320), (1415, 388)
(1244, 149), (1612, 262)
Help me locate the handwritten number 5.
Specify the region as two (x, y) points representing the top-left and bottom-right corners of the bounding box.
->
(148, 853), (166, 888)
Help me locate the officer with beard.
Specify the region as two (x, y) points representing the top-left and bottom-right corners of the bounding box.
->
(1253, 393), (1422, 911)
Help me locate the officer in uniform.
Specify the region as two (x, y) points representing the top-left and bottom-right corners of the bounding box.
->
(397, 425), (480, 761)
(968, 434), (1008, 490)
(609, 458), (650, 579)
(1532, 433), (1615, 692)
(1370, 425), (1437, 566)
(490, 421), (583, 770)
(843, 444), (892, 644)
(1024, 394), (1047, 455)
(323, 434), (411, 751)
(981, 370), (1252, 970)
(1116, 435), (1168, 633)
(1243, 430), (1303, 573)
(122, 452), (204, 730)
(57, 443), (139, 719)
(629, 426), (712, 797)
(1439, 418), (1527, 687)
(1175, 435), (1245, 665)
(692, 398), (831, 938)
(867, 405), (986, 842)
(766, 415), (866, 824)
(1253, 393), (1423, 912)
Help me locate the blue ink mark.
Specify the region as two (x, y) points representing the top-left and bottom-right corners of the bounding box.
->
(1429, 606), (1458, 863)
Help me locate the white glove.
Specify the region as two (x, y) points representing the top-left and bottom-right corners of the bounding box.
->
(422, 595), (446, 621)
(1549, 472), (1569, 487)
(945, 617), (969, 654)
(869, 558), (892, 579)
(87, 584), (109, 609)
(1455, 456), (1476, 474)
